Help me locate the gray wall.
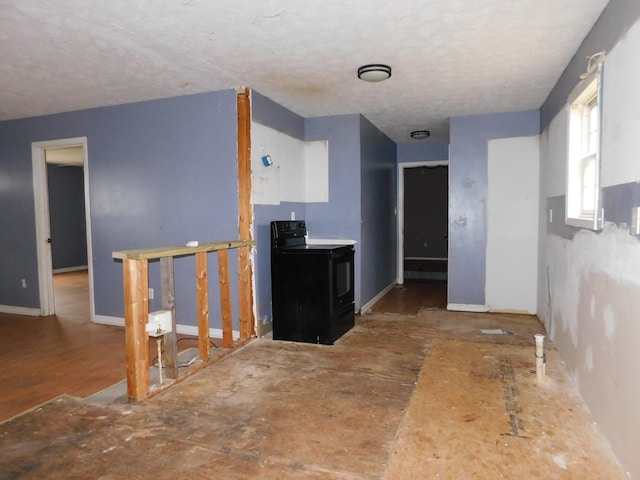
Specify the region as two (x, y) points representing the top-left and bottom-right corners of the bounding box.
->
(359, 115), (397, 306)
(448, 110), (540, 307)
(0, 90), (239, 329)
(47, 164), (88, 270)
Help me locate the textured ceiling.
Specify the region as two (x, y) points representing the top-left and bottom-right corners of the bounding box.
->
(0, 0), (609, 143)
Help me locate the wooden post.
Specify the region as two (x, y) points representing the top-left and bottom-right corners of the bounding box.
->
(237, 88), (256, 339)
(123, 258), (149, 401)
(195, 251), (210, 361)
(217, 249), (234, 348)
(113, 240), (255, 400)
(160, 256), (178, 379)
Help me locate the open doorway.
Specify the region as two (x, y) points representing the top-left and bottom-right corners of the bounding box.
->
(32, 138), (94, 319)
(397, 161), (449, 291)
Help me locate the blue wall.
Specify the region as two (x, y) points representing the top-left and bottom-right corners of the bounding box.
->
(397, 141), (449, 163)
(360, 116), (397, 305)
(252, 95), (397, 317)
(448, 110), (540, 306)
(305, 114), (363, 308)
(541, 0), (640, 130)
(47, 164), (88, 270)
(251, 91), (306, 325)
(0, 90), (239, 329)
(252, 91), (305, 140)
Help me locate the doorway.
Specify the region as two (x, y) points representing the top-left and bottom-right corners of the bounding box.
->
(32, 138), (94, 318)
(397, 161), (449, 284)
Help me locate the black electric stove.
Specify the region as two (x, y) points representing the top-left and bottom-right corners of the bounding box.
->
(270, 220), (355, 344)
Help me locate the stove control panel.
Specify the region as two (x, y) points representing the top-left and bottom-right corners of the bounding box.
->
(271, 220), (307, 248)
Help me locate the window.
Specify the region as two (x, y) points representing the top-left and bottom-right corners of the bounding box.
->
(566, 62), (603, 230)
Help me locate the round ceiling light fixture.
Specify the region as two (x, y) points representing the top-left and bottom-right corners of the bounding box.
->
(410, 130), (431, 140)
(357, 64), (392, 82)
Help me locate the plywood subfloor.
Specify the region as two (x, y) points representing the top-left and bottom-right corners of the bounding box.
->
(0, 311), (627, 479)
(1, 315), (431, 479)
(383, 339), (624, 479)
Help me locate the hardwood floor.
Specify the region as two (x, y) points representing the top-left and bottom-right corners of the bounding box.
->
(0, 271), (203, 423)
(0, 271), (126, 422)
(369, 280), (447, 315)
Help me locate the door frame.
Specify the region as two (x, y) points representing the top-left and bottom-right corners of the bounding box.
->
(32, 137), (94, 318)
(396, 160), (449, 284)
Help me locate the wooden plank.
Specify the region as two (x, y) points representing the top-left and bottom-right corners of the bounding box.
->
(123, 258), (149, 401)
(160, 256), (179, 379)
(218, 249), (234, 348)
(195, 251), (210, 361)
(238, 245), (254, 339)
(237, 88), (256, 339)
(113, 239), (254, 261)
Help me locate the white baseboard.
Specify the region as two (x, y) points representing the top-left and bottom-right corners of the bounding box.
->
(360, 280), (397, 314)
(53, 265), (88, 274)
(447, 303), (490, 313)
(176, 324), (240, 341)
(93, 315), (124, 326)
(92, 315), (240, 340)
(0, 305), (42, 316)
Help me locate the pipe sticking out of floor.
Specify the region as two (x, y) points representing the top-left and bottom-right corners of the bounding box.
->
(534, 334), (546, 383)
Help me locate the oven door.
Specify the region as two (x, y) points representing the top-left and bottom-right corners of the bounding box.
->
(271, 244), (355, 344)
(332, 246), (354, 309)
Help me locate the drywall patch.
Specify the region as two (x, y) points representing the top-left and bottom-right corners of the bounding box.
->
(585, 344), (594, 372)
(547, 223), (640, 349)
(603, 304), (615, 342)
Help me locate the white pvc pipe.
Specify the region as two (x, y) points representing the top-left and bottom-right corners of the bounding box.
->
(534, 334), (546, 383)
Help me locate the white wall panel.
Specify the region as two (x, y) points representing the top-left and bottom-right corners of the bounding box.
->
(600, 21), (640, 186)
(251, 122), (329, 205)
(486, 136), (540, 313)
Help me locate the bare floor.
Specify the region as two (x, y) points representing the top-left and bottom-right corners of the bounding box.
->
(0, 279), (627, 478)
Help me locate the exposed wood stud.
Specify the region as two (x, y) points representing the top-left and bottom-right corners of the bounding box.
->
(218, 249), (234, 348)
(237, 88), (256, 339)
(195, 251), (210, 361)
(160, 256), (178, 379)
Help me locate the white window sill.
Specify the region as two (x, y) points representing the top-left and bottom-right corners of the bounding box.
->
(565, 216), (598, 230)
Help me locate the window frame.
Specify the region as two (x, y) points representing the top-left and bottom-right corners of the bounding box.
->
(565, 63), (603, 230)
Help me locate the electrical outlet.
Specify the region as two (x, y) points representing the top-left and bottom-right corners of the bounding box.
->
(631, 207), (640, 235)
(148, 288), (154, 300)
(423, 242), (428, 248)
(21, 279), (27, 288)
